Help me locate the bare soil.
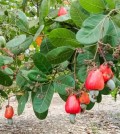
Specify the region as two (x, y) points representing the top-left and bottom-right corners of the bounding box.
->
(0, 94), (120, 134)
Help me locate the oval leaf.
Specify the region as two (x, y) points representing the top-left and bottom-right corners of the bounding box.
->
(54, 74), (75, 96)
(46, 46), (74, 64)
(77, 65), (87, 83)
(33, 84), (54, 113)
(17, 91), (29, 115)
(15, 10), (29, 31)
(86, 101), (95, 110)
(27, 70), (48, 83)
(6, 34), (26, 48)
(10, 36), (33, 55)
(34, 110), (48, 120)
(40, 38), (55, 54)
(70, 1), (89, 27)
(76, 15), (109, 45)
(0, 71), (12, 86)
(39, 0), (50, 25)
(0, 55), (13, 65)
(49, 28), (80, 47)
(79, 0), (106, 13)
(33, 53), (52, 74)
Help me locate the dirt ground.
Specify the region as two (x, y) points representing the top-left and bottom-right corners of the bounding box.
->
(0, 94), (120, 134)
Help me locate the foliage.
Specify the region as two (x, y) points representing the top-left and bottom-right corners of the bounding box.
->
(0, 0), (120, 121)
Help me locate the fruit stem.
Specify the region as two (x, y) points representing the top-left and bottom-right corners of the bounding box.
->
(73, 50), (77, 89)
(93, 45), (99, 61)
(8, 97), (10, 106)
(98, 41), (107, 62)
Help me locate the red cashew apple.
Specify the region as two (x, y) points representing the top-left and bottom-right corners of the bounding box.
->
(4, 105), (14, 119)
(85, 69), (104, 103)
(99, 63), (113, 82)
(58, 7), (67, 16)
(65, 95), (81, 114)
(65, 95), (81, 124)
(85, 69), (104, 91)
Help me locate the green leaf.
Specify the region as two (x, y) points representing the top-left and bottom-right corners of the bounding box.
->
(33, 25), (44, 41)
(0, 71), (12, 86)
(96, 92), (102, 103)
(115, 0), (120, 8)
(46, 46), (74, 64)
(104, 18), (120, 46)
(49, 22), (62, 31)
(0, 90), (8, 99)
(33, 53), (52, 74)
(54, 74), (75, 96)
(33, 84), (54, 113)
(79, 0), (106, 13)
(48, 9), (58, 19)
(100, 86), (111, 95)
(60, 61), (69, 69)
(77, 65), (87, 83)
(70, 1), (89, 27)
(112, 13), (120, 28)
(34, 110), (48, 120)
(17, 91), (29, 115)
(105, 53), (114, 61)
(29, 18), (39, 28)
(6, 34), (26, 48)
(32, 89), (49, 120)
(115, 77), (120, 87)
(15, 10), (29, 32)
(58, 93), (68, 102)
(27, 70), (48, 83)
(39, 0), (50, 25)
(4, 67), (13, 75)
(49, 28), (80, 47)
(105, 0), (115, 9)
(111, 88), (118, 101)
(40, 38), (55, 54)
(10, 36), (33, 55)
(86, 101), (95, 110)
(77, 50), (94, 66)
(0, 55), (13, 65)
(16, 71), (28, 88)
(76, 15), (109, 45)
(0, 58), (4, 67)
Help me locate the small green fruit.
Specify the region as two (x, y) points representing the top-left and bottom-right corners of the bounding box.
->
(80, 104), (87, 109)
(7, 118), (13, 125)
(106, 79), (115, 90)
(69, 114), (76, 124)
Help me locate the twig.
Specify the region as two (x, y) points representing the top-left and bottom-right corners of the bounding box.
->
(93, 45), (99, 61)
(98, 41), (107, 62)
(73, 50), (77, 89)
(0, 48), (14, 58)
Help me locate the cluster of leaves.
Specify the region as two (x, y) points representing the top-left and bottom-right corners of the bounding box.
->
(1, 0), (120, 120)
